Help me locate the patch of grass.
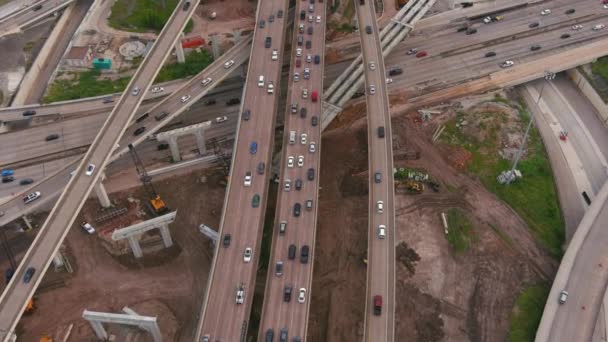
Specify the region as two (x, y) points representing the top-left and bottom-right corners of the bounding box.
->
(108, 0), (193, 33)
(445, 208), (474, 253)
(508, 284), (550, 342)
(493, 93), (511, 105)
(336, 23), (356, 33)
(43, 70), (131, 103)
(155, 50), (213, 83)
(591, 56), (608, 83)
(343, 0), (355, 20)
(442, 107), (565, 258)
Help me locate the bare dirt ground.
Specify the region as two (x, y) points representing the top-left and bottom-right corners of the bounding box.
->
(16, 169), (226, 341)
(307, 96), (557, 341)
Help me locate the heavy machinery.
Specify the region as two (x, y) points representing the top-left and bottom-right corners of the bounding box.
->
(128, 144), (169, 216)
(395, 180), (425, 194)
(40, 335), (53, 342)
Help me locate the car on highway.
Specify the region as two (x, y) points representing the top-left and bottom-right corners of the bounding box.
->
(134, 127), (146, 136)
(279, 221), (287, 234)
(265, 36), (272, 48)
(131, 86), (140, 96)
(302, 88), (308, 99)
(306, 40), (312, 49)
(275, 261), (283, 276)
(530, 44), (542, 51)
(284, 285), (292, 302)
(301, 133), (307, 144)
(368, 62), (376, 70)
(287, 156), (294, 168)
(266, 329), (274, 342)
(201, 77), (212, 86)
(389, 68), (403, 76)
(416, 50), (428, 58)
(151, 86), (164, 93)
(316, 15), (321, 23)
(215, 116), (228, 123)
(294, 72), (300, 82)
(19, 178), (34, 186)
(44, 133), (60, 141)
(272, 49), (279, 61)
(180, 95), (191, 103)
(23, 267), (36, 283)
(485, 51), (496, 58)
(378, 224), (386, 239)
(280, 328), (288, 342)
(259, 20), (265, 28)
(269, 14), (274, 22)
(244, 171), (252, 186)
(307, 168), (315, 181)
(369, 85), (376, 95)
(308, 15), (313, 23)
(223, 233), (231, 247)
(561, 33), (571, 39)
(22, 110), (36, 117)
(1, 169), (14, 177)
(224, 60), (235, 69)
(314, 55), (320, 64)
(378, 126), (385, 138)
(300, 9), (305, 20)
(500, 60), (514, 68)
(311, 115), (319, 126)
(309, 141), (316, 153)
(23, 191), (41, 204)
(135, 113), (149, 123)
(298, 288), (307, 303)
(406, 48), (418, 55)
(304, 67), (310, 79)
(300, 108), (307, 118)
(571, 24), (583, 30)
(2, 176), (13, 183)
(81, 221), (95, 234)
(288, 244), (296, 259)
(236, 287), (244, 304)
(257, 162), (265, 174)
(155, 111), (169, 121)
(250, 141), (258, 154)
(267, 81), (275, 94)
(85, 164), (96, 176)
(373, 295), (382, 315)
(593, 24), (606, 31)
(278, 9), (283, 18)
(242, 109), (251, 121)
(201, 335), (210, 342)
(252, 194), (260, 208)
(305, 199), (313, 211)
(540, 9), (551, 15)
(32, 4), (42, 11)
(299, 23), (305, 33)
(243, 247), (252, 263)
(529, 22), (539, 28)
(374, 172), (382, 183)
(182, 1), (190, 10)
(306, 54), (312, 63)
(366, 25), (372, 34)
(296, 58), (302, 67)
(465, 28), (477, 35)
(293, 203), (301, 217)
(604, 4), (608, 9)
(297, 155), (304, 167)
(295, 179), (303, 191)
(311, 90), (318, 102)
(102, 97), (114, 104)
(307, 26), (313, 35)
(565, 8), (575, 14)
(386, 78), (393, 84)
(558, 290), (568, 304)
(377, 200), (384, 213)
(296, 48), (302, 57)
(284, 179), (291, 191)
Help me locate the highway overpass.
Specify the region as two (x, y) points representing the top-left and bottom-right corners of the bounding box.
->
(0, 0), (74, 37)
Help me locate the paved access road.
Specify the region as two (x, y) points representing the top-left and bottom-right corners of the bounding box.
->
(356, 1), (396, 341)
(0, 1), (197, 339)
(257, 0), (326, 340)
(195, 0), (289, 340)
(0, 0), (73, 36)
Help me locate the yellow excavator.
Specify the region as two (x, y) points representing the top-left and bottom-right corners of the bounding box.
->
(40, 335), (53, 342)
(128, 144), (169, 216)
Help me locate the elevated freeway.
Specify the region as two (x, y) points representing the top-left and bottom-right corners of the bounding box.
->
(0, 0), (74, 37)
(0, 2), (198, 339)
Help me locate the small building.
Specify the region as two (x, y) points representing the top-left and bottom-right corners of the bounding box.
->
(64, 46), (92, 68)
(92, 58), (112, 70)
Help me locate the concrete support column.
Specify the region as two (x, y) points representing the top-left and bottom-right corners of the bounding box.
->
(175, 32), (185, 63)
(89, 320), (108, 340)
(148, 321), (163, 342)
(159, 225), (173, 247)
(52, 253), (64, 268)
(195, 129), (206, 155)
(232, 30), (241, 43)
(128, 236), (143, 258)
(94, 181), (111, 208)
(210, 34), (221, 59)
(168, 137), (181, 162)
(22, 215), (33, 231)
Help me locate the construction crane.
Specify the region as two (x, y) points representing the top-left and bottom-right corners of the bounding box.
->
(128, 144), (169, 216)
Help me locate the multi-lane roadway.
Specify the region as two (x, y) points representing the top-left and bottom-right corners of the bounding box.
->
(0, 0), (73, 36)
(0, 1), (197, 339)
(195, 0), (289, 340)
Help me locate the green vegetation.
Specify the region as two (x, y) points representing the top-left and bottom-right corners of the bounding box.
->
(445, 208), (474, 253)
(591, 56), (608, 83)
(108, 0), (193, 33)
(155, 50), (213, 83)
(508, 284), (550, 342)
(343, 0), (355, 21)
(44, 71), (130, 103)
(335, 23), (356, 33)
(442, 106), (564, 258)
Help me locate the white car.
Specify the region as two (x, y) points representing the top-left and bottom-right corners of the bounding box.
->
(201, 77), (212, 86)
(308, 15), (313, 23)
(500, 60), (514, 68)
(131, 86), (140, 96)
(571, 24), (583, 30)
(180, 95), (191, 103)
(368, 62), (376, 70)
(243, 247), (252, 263)
(284, 179), (291, 191)
(81, 221), (95, 234)
(558, 290), (568, 304)
(296, 48), (302, 57)
(309, 142), (316, 153)
(293, 73), (300, 82)
(593, 24), (605, 31)
(369, 85), (376, 95)
(23, 191), (41, 204)
(267, 82), (274, 94)
(406, 48), (418, 55)
(377, 200), (384, 213)
(386, 78), (393, 84)
(298, 288), (306, 304)
(287, 156), (294, 168)
(244, 172), (252, 186)
(378, 224), (386, 239)
(483, 16), (492, 24)
(236, 288), (244, 304)
(302, 88), (308, 99)
(151, 86), (164, 93)
(540, 9), (551, 15)
(215, 116), (228, 123)
(297, 155), (304, 167)
(306, 54), (312, 63)
(300, 133), (307, 145)
(316, 15), (321, 23)
(224, 60), (235, 69)
(604, 4), (608, 9)
(272, 49), (278, 61)
(85, 163), (95, 176)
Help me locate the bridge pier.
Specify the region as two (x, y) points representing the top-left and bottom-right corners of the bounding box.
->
(156, 121), (212, 162)
(94, 180), (111, 208)
(22, 215), (33, 231)
(167, 137), (181, 162)
(113, 212), (177, 259)
(175, 32), (185, 63)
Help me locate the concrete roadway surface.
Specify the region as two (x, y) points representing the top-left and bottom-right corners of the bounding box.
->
(0, 0), (73, 36)
(196, 0), (289, 340)
(0, 1), (198, 339)
(356, 1), (395, 341)
(257, 0), (326, 340)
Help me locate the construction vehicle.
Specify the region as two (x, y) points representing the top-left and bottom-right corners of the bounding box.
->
(23, 297), (36, 315)
(40, 335), (53, 342)
(128, 144), (169, 216)
(395, 180), (425, 194)
(397, 0), (410, 8)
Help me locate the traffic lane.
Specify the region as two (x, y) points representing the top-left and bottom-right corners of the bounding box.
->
(0, 0), (69, 29)
(548, 200), (608, 342)
(0, 157), (78, 199)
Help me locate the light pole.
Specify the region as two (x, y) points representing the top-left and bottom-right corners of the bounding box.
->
(504, 71), (555, 185)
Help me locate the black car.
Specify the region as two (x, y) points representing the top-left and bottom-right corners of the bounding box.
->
(155, 111), (169, 121)
(300, 108), (307, 118)
(134, 127), (146, 136)
(265, 36), (272, 48)
(300, 245), (309, 264)
(565, 9), (575, 14)
(45, 134), (60, 141)
(529, 22), (539, 28)
(307, 168), (315, 181)
(484, 51), (496, 58)
(32, 4), (42, 11)
(22, 110), (36, 117)
(456, 26), (468, 32)
(388, 68), (402, 76)
(305, 40), (312, 49)
(307, 26), (313, 35)
(530, 44), (542, 51)
(300, 10), (305, 20)
(157, 143), (169, 151)
(284, 286), (292, 302)
(2, 177), (14, 183)
(266, 329), (274, 342)
(23, 267), (35, 283)
(561, 33), (571, 39)
(223, 233), (231, 247)
(377, 126), (385, 138)
(269, 14), (274, 22)
(227, 98), (241, 106)
(374, 172), (382, 183)
(288, 244), (296, 260)
(182, 1), (190, 11)
(366, 25), (372, 34)
(311, 115), (318, 126)
(295, 179), (303, 190)
(314, 55), (320, 64)
(204, 99), (216, 106)
(19, 178), (34, 186)
(257, 162), (265, 174)
(135, 112), (149, 123)
(242, 109), (251, 121)
(280, 329), (288, 342)
(277, 9), (284, 18)
(259, 20), (266, 28)
(466, 28), (477, 35)
(293, 203), (301, 217)
(102, 97), (114, 103)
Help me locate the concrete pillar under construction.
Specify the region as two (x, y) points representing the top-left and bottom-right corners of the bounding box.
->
(168, 137), (181, 162)
(195, 130), (207, 155)
(175, 33), (186, 63)
(89, 320), (108, 340)
(232, 30), (241, 43)
(210, 34), (221, 59)
(22, 215), (33, 231)
(128, 236), (143, 258)
(160, 225), (173, 247)
(94, 181), (111, 208)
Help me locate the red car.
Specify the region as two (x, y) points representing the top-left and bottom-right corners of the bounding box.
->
(373, 295), (382, 315)
(415, 50), (428, 58)
(311, 90), (318, 102)
(603, 0), (608, 4)
(296, 59), (302, 67)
